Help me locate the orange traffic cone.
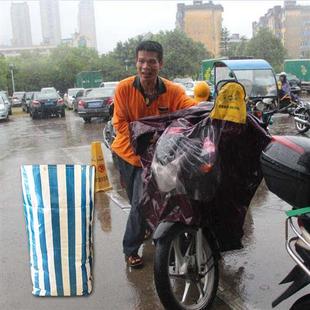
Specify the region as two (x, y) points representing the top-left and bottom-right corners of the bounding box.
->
(91, 141), (112, 192)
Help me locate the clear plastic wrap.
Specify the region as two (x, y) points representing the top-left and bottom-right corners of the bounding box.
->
(130, 105), (272, 251)
(151, 117), (221, 201)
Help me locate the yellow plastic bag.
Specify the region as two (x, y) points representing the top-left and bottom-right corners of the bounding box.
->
(210, 81), (247, 124)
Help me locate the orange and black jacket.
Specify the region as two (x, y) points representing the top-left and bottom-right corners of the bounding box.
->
(111, 75), (196, 167)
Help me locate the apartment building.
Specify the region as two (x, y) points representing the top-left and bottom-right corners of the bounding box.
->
(39, 0), (61, 45)
(78, 0), (97, 49)
(176, 0), (223, 57)
(11, 2), (32, 47)
(253, 0), (310, 58)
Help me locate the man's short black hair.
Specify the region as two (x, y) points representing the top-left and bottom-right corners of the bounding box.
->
(136, 40), (163, 62)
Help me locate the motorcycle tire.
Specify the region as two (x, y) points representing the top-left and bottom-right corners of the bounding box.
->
(290, 294), (310, 310)
(295, 108), (310, 133)
(154, 225), (219, 310)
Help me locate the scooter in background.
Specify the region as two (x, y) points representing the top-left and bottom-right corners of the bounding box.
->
(293, 99), (310, 134)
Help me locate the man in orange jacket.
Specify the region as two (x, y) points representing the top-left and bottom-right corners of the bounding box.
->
(111, 40), (196, 268)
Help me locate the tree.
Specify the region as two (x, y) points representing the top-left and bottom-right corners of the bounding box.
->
(245, 28), (287, 72)
(49, 45), (101, 93)
(152, 30), (210, 79)
(225, 36), (249, 58)
(0, 56), (8, 90)
(220, 27), (230, 57)
(106, 30), (210, 80)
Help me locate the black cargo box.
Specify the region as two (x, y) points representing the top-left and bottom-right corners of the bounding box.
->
(260, 135), (310, 209)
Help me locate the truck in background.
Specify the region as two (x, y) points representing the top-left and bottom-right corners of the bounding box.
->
(284, 59), (310, 93)
(75, 71), (103, 89)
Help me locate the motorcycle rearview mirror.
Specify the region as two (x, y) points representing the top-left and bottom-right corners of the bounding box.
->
(255, 101), (265, 112)
(263, 98), (273, 105)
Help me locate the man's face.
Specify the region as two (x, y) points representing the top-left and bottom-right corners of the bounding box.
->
(136, 50), (163, 84)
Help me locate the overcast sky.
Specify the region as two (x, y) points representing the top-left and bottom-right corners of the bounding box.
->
(0, 0), (308, 54)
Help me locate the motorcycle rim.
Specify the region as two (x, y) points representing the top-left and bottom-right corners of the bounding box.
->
(154, 226), (219, 310)
(295, 108), (310, 133)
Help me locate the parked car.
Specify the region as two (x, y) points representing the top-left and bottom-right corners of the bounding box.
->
(0, 95), (9, 121)
(11, 91), (26, 107)
(0, 91), (12, 115)
(99, 81), (119, 88)
(72, 88), (92, 112)
(173, 78), (195, 97)
(22, 91), (36, 113)
(77, 87), (114, 123)
(276, 73), (302, 95)
(64, 88), (84, 109)
(29, 91), (65, 119)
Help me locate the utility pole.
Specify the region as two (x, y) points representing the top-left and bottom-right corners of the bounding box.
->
(9, 64), (15, 93)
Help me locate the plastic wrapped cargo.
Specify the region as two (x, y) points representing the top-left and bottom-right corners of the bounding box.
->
(21, 164), (95, 296)
(130, 105), (271, 250)
(151, 116), (221, 201)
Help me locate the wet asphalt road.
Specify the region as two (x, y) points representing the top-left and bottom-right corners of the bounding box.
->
(0, 103), (309, 310)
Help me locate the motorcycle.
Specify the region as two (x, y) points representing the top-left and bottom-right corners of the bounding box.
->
(272, 206), (310, 309)
(261, 135), (310, 309)
(293, 99), (310, 134)
(128, 103), (271, 310)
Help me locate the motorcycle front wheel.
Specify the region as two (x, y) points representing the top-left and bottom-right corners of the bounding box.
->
(295, 108), (310, 133)
(154, 226), (219, 310)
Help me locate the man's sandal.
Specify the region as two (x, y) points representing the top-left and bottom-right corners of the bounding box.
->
(126, 255), (143, 268)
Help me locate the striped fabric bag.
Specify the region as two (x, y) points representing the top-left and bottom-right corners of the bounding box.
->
(21, 164), (95, 296)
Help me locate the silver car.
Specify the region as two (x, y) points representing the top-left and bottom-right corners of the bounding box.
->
(0, 96), (9, 121)
(77, 87), (114, 123)
(12, 91), (26, 107)
(0, 91), (12, 115)
(64, 88), (84, 109)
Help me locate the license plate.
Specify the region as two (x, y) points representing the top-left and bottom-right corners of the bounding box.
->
(88, 102), (102, 108)
(45, 100), (54, 106)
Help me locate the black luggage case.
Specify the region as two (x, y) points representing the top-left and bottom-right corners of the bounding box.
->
(260, 135), (310, 209)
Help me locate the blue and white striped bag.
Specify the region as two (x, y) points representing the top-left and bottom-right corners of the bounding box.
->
(21, 164), (95, 296)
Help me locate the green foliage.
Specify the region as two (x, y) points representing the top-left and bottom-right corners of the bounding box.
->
(220, 27), (230, 56)
(107, 30), (210, 80)
(152, 30), (210, 79)
(5, 46), (101, 94)
(0, 56), (8, 90)
(245, 28), (287, 72)
(225, 37), (249, 58)
(2, 30), (210, 92)
(49, 45), (101, 93)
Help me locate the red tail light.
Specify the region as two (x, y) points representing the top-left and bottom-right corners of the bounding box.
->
(106, 97), (113, 105)
(78, 100), (85, 108)
(57, 98), (64, 105)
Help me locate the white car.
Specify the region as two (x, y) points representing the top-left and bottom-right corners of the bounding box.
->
(64, 88), (84, 109)
(99, 81), (119, 88)
(0, 95), (9, 121)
